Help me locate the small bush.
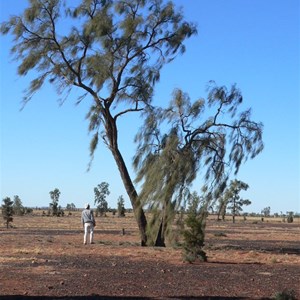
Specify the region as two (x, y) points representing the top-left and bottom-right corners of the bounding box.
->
(182, 200), (208, 263)
(273, 289), (296, 300)
(214, 232), (227, 237)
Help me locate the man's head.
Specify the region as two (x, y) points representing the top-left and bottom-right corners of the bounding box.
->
(85, 203), (90, 209)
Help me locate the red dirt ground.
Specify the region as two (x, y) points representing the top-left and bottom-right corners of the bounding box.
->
(0, 213), (299, 300)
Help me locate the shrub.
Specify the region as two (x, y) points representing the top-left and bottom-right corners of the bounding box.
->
(182, 192), (208, 263)
(2, 197), (14, 228)
(214, 232), (227, 237)
(273, 289), (296, 300)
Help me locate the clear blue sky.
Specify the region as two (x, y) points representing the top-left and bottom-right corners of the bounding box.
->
(1, 0), (299, 214)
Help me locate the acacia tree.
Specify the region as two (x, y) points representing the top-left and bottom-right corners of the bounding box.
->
(1, 0), (196, 246)
(133, 86), (263, 245)
(220, 179), (251, 223)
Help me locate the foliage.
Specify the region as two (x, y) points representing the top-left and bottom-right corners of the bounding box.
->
(94, 182), (110, 216)
(13, 195), (24, 216)
(117, 195), (126, 217)
(273, 289), (296, 300)
(49, 188), (64, 216)
(24, 207), (33, 214)
(182, 191), (208, 263)
(66, 203), (76, 211)
(217, 179), (251, 223)
(134, 85), (263, 243)
(214, 232), (227, 237)
(286, 212), (294, 223)
(261, 206), (271, 217)
(2, 197), (14, 228)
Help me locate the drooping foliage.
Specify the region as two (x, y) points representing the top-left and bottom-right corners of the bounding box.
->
(133, 84), (263, 245)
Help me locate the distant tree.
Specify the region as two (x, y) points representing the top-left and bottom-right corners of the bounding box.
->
(287, 211), (294, 223)
(66, 203), (76, 211)
(261, 206), (271, 217)
(182, 191), (208, 263)
(2, 197), (14, 228)
(222, 180), (251, 223)
(13, 195), (24, 216)
(24, 207), (33, 214)
(49, 188), (63, 216)
(94, 182), (109, 217)
(217, 196), (227, 221)
(117, 195), (126, 217)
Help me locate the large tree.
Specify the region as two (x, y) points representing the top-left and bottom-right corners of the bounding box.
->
(133, 86), (263, 245)
(1, 0), (196, 246)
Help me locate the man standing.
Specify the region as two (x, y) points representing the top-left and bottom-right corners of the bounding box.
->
(81, 203), (96, 245)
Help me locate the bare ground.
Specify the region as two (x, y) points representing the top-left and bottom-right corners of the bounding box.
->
(0, 213), (299, 300)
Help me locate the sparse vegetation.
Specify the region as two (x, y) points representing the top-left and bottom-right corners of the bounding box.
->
(0, 211), (299, 298)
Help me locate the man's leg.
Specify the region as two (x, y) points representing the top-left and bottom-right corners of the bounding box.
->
(90, 224), (94, 244)
(84, 223), (89, 244)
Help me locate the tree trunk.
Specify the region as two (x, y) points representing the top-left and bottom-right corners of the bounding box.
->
(105, 112), (148, 245)
(154, 200), (171, 247)
(154, 220), (166, 247)
(111, 146), (148, 245)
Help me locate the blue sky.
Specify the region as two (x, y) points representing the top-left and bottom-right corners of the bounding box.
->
(0, 0), (299, 214)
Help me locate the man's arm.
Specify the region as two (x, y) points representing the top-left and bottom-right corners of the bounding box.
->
(91, 210), (96, 226)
